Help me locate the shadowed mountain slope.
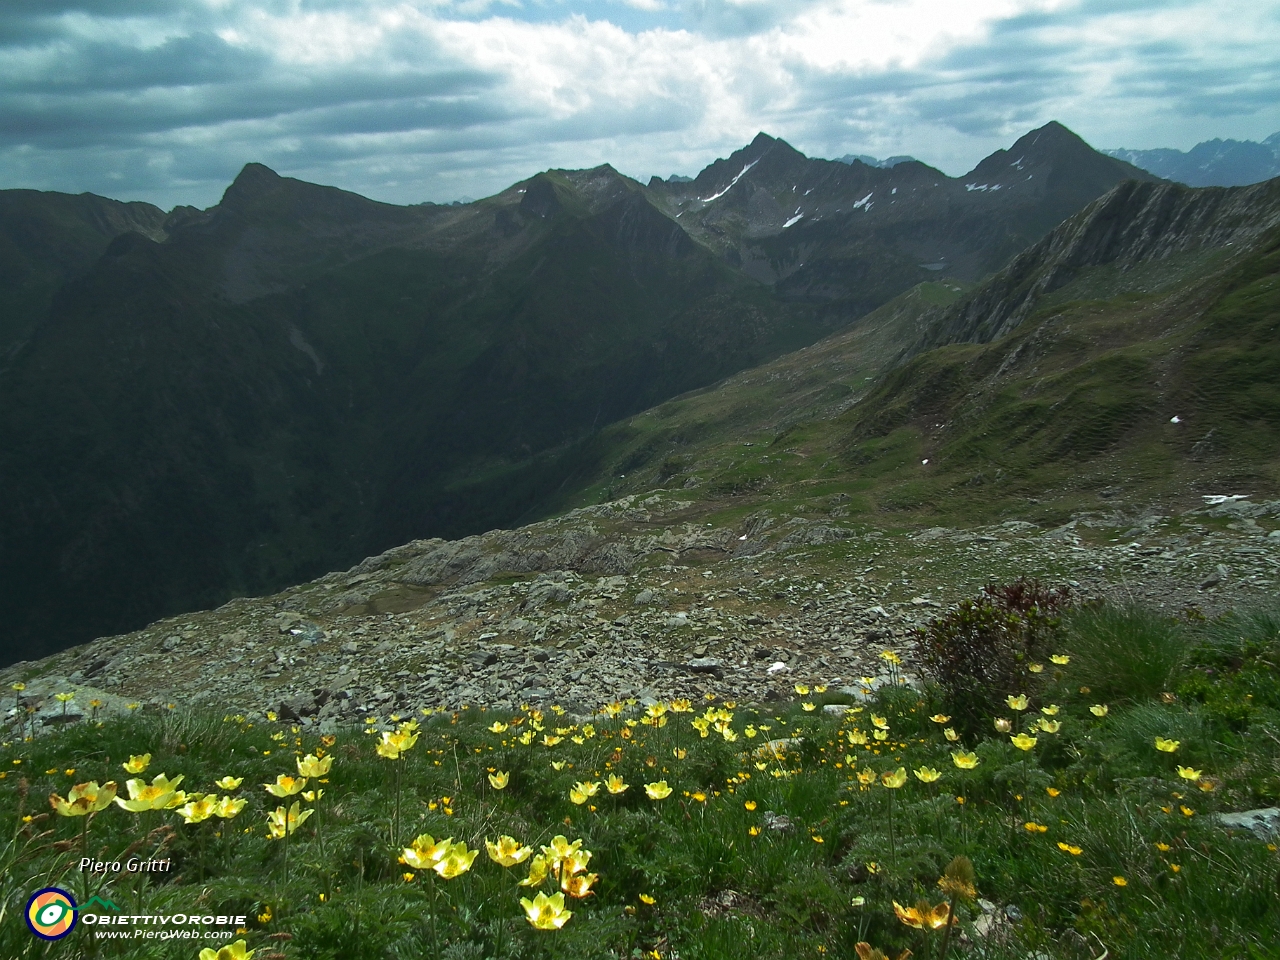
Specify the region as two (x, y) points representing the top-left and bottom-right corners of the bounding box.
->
(0, 123), (1166, 665)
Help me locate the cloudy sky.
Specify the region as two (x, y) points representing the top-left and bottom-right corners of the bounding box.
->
(2, 0), (1278, 209)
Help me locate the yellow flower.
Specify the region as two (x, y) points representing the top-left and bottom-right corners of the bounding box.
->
(744, 800), (757, 811)
(880, 650), (902, 665)
(1155, 737), (1180, 753)
(857, 768), (877, 785)
(1089, 704), (1109, 717)
(1050, 655), (1070, 665)
(749, 825), (761, 836)
(881, 767), (907, 789)
(264, 774), (307, 798)
(215, 776), (244, 790)
(561, 870), (599, 898)
(302, 789), (324, 802)
(199, 940), (255, 960)
(402, 834), (451, 870)
(813, 685), (827, 694)
(793, 683), (810, 696)
(1112, 876), (1127, 887)
(951, 751), (980, 770)
(375, 727), (419, 759)
(873, 729), (890, 742)
(10, 681), (25, 692)
(1041, 704), (1060, 716)
(115, 773), (185, 812)
(1156, 842), (1171, 852)
(177, 794), (218, 824)
(848, 729), (868, 745)
(489, 770), (510, 790)
(672, 747), (688, 759)
(644, 781), (673, 800)
(930, 714), (950, 724)
(893, 899), (952, 930)
(1024, 821), (1048, 833)
(433, 841), (479, 879)
(550, 760), (566, 771)
(122, 754), (151, 774)
(1180, 805), (1195, 817)
(1036, 719), (1061, 734)
(994, 718), (1012, 733)
(1046, 787), (1061, 797)
(257, 906), (272, 924)
(1006, 694), (1029, 711)
(50, 780), (118, 817)
(871, 714), (890, 730)
(213, 796), (247, 819)
(943, 727), (960, 742)
(521, 890), (573, 930)
(605, 774), (628, 795)
(488, 721), (509, 733)
(569, 781), (600, 805)
(1057, 842), (1083, 855)
(54, 692), (75, 703)
(487, 835), (533, 868)
(1028, 663), (1044, 674)
(639, 893), (656, 905)
(801, 702), (816, 712)
(1010, 733), (1038, 751)
(914, 766), (942, 783)
(296, 754), (333, 778)
(519, 853), (551, 887)
(266, 801), (312, 839)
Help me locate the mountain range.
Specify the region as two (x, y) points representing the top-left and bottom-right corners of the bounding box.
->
(1105, 132), (1280, 187)
(0, 120), (1243, 669)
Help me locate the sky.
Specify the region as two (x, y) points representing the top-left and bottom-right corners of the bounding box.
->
(1, 0), (1278, 209)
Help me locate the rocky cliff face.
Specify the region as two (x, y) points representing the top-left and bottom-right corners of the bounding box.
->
(911, 176), (1280, 353)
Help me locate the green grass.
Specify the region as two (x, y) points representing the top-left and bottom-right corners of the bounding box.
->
(3, 603), (1279, 959)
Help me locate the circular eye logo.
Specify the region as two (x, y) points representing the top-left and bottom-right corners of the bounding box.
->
(26, 887), (78, 940)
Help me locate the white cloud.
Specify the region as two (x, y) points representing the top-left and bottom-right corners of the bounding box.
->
(0, 0), (1276, 208)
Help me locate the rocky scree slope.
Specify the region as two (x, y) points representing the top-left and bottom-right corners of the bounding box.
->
(5, 492), (1279, 726)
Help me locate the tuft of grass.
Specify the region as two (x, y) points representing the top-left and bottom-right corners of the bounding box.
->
(1062, 604), (1188, 704)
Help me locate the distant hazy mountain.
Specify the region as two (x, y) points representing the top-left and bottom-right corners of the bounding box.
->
(1105, 133), (1280, 187)
(0, 122), (1161, 666)
(835, 154), (918, 168)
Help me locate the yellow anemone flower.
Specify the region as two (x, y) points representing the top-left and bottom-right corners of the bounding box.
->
(403, 834), (451, 870)
(296, 754), (333, 778)
(199, 940), (255, 960)
(1050, 654), (1070, 665)
(1089, 704), (1109, 717)
(1024, 821), (1048, 833)
(644, 780), (673, 799)
(893, 899), (952, 930)
(848, 729), (868, 745)
(521, 891), (573, 930)
(1006, 694), (1029, 711)
(1037, 719), (1061, 734)
(994, 718), (1012, 733)
(1155, 737), (1180, 753)
(50, 781), (118, 817)
(1057, 842), (1083, 855)
(1176, 765), (1203, 781)
(856, 768), (877, 785)
(854, 943), (912, 960)
(881, 768), (908, 789)
(873, 730), (890, 741)
(951, 751), (980, 770)
(801, 702), (816, 712)
(264, 775), (307, 798)
(870, 714), (890, 730)
(115, 773), (185, 812)
(794, 683), (810, 696)
(215, 776), (243, 790)
(489, 770), (510, 790)
(561, 871), (598, 898)
(433, 841), (479, 879)
(880, 650), (902, 665)
(913, 766), (941, 783)
(375, 728), (419, 759)
(1010, 733), (1038, 751)
(1028, 663), (1044, 674)
(122, 754), (151, 774)
(605, 774), (628, 795)
(944, 727), (960, 742)
(930, 714), (950, 723)
(550, 760), (566, 771)
(519, 853), (551, 887)
(176, 794), (217, 824)
(55, 692), (75, 703)
(213, 796), (247, 819)
(488, 721), (509, 733)
(266, 801), (312, 839)
(669, 698), (693, 713)
(486, 835), (533, 868)
(1041, 704), (1060, 716)
(541, 835), (584, 869)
